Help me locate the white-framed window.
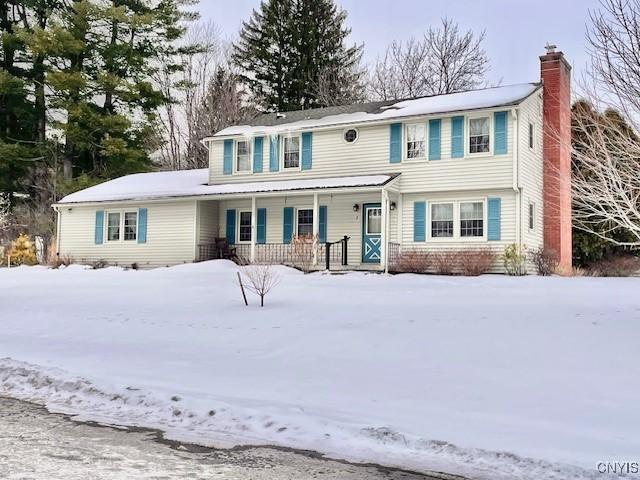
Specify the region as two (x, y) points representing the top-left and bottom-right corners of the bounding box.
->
(236, 140), (251, 172)
(460, 201), (484, 237)
(238, 211), (252, 242)
(406, 123), (426, 159)
(283, 136), (300, 169)
(468, 116), (490, 154)
(123, 211), (138, 241)
(431, 203), (454, 238)
(528, 123), (534, 150)
(529, 202), (535, 230)
(296, 208), (313, 237)
(107, 212), (121, 242)
(106, 210), (138, 242)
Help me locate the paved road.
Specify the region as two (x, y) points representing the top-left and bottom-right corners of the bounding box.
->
(0, 397), (455, 480)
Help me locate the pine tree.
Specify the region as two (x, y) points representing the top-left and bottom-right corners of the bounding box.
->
(233, 0), (364, 112)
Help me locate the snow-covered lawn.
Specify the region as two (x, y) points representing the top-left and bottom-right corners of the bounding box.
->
(0, 262), (637, 480)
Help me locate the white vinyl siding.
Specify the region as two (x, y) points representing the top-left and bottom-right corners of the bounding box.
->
(58, 200), (198, 268)
(208, 107), (516, 193)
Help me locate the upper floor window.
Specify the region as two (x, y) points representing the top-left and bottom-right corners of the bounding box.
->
(284, 136), (300, 169)
(406, 124), (426, 159)
(236, 140), (251, 172)
(344, 128), (358, 143)
(431, 203), (454, 238)
(460, 202), (483, 237)
(529, 202), (535, 230)
(469, 117), (490, 154)
(528, 123), (534, 149)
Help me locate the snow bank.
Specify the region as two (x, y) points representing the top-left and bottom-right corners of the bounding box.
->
(0, 262), (635, 480)
(57, 172), (394, 204)
(214, 83), (539, 137)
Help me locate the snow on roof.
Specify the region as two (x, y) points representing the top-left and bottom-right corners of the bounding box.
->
(213, 83), (540, 137)
(57, 170), (398, 204)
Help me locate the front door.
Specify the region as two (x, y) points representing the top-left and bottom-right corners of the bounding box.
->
(362, 203), (382, 263)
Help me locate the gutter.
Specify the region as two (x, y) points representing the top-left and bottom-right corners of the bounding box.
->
(511, 107), (522, 247)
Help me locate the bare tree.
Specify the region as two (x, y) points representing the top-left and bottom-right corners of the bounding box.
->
(312, 61), (367, 107)
(368, 18), (490, 100)
(571, 103), (640, 246)
(567, 0), (640, 247)
(0, 194), (9, 235)
(240, 264), (281, 307)
(586, 0), (640, 123)
(155, 22), (253, 170)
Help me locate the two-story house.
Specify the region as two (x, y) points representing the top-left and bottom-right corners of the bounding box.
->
(53, 47), (572, 273)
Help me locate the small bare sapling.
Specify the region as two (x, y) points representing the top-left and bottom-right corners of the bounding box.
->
(240, 264), (281, 307)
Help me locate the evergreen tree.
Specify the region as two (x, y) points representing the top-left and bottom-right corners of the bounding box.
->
(233, 0), (364, 112)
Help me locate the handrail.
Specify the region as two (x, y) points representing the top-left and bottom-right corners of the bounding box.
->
(325, 235), (350, 270)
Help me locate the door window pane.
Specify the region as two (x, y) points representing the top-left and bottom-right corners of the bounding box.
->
(297, 209), (313, 237)
(236, 140), (251, 171)
(431, 203), (454, 237)
(460, 202), (483, 237)
(469, 117), (490, 153)
(366, 207), (382, 234)
(107, 212), (121, 241)
(239, 211), (252, 242)
(124, 212), (137, 241)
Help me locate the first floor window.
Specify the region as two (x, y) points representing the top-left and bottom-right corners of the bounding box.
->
(529, 203), (535, 230)
(406, 123), (426, 159)
(284, 136), (300, 168)
(107, 212), (121, 241)
(124, 212), (138, 241)
(469, 117), (490, 153)
(431, 203), (454, 238)
(236, 140), (251, 172)
(239, 211), (252, 242)
(297, 209), (313, 237)
(460, 202), (484, 237)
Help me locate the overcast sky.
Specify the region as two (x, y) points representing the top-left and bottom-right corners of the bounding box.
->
(198, 0), (602, 86)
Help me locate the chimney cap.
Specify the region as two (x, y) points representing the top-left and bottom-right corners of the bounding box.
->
(545, 42), (557, 54)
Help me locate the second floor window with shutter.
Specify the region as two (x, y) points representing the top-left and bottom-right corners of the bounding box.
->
(406, 124), (426, 159)
(236, 140), (251, 172)
(284, 136), (300, 168)
(469, 117), (490, 153)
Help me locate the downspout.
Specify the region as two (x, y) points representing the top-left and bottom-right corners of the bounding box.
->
(54, 206), (61, 258)
(512, 108), (522, 247)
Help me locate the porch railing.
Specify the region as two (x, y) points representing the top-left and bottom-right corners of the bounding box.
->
(198, 241), (346, 269)
(387, 242), (400, 266)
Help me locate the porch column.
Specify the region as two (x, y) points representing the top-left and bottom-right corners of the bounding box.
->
(250, 196), (256, 263)
(312, 192), (319, 266)
(380, 189), (388, 272)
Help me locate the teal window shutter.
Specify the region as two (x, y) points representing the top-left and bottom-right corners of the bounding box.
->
(413, 201), (426, 242)
(487, 197), (501, 240)
(319, 206), (327, 243)
(283, 207), (294, 243)
(253, 136), (263, 173)
(428, 119), (441, 160)
(257, 208), (267, 244)
(223, 139), (233, 175)
(301, 132), (312, 170)
(494, 111), (508, 155)
(226, 209), (236, 244)
(137, 208), (147, 244)
(389, 123), (402, 163)
(451, 116), (464, 158)
(94, 210), (104, 245)
(269, 135), (279, 172)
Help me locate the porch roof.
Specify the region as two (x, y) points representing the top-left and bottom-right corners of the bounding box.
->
(56, 170), (400, 205)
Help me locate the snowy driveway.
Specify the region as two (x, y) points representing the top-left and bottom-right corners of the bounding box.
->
(0, 397), (447, 480)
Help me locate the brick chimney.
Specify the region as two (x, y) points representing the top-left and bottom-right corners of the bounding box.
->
(540, 44), (572, 273)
